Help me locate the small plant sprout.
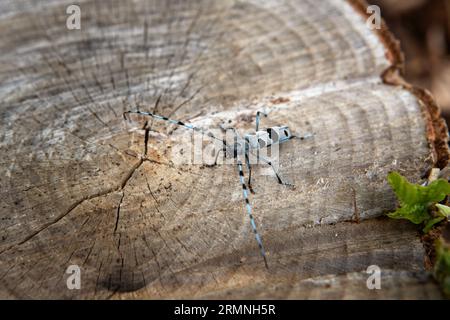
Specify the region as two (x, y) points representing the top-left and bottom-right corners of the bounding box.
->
(387, 171), (450, 233)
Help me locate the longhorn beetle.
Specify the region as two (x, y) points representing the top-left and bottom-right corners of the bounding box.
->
(123, 109), (311, 268)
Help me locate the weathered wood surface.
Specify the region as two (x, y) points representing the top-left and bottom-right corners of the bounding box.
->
(0, 0), (447, 299)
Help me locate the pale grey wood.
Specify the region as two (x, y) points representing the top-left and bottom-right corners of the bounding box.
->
(0, 0), (446, 299)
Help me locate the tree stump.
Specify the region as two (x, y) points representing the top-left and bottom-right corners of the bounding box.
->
(0, 0), (448, 299)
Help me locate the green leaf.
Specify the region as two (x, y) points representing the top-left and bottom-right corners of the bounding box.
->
(388, 172), (450, 207)
(424, 179), (450, 203)
(387, 172), (450, 231)
(387, 172), (419, 206)
(423, 216), (445, 233)
(436, 204), (450, 218)
(387, 205), (429, 224)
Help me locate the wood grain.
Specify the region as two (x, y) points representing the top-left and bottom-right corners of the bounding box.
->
(0, 0), (447, 298)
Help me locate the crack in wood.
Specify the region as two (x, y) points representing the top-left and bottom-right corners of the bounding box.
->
(114, 192), (125, 234)
(0, 0), (446, 299)
(351, 186), (360, 223)
(0, 158), (145, 256)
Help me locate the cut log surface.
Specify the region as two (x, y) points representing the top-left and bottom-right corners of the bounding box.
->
(0, 0), (447, 299)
